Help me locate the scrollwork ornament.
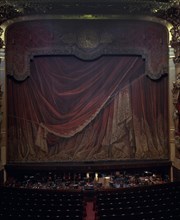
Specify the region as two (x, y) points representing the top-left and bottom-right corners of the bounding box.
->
(175, 136), (180, 151)
(170, 24), (180, 43)
(170, 22), (180, 64)
(78, 29), (99, 49)
(173, 73), (180, 91)
(172, 72), (180, 155)
(0, 27), (4, 49)
(0, 84), (3, 144)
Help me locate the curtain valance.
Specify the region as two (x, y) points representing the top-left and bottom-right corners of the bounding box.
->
(5, 19), (168, 80)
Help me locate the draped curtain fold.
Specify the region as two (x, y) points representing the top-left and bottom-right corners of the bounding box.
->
(30, 56), (144, 137)
(131, 75), (169, 158)
(7, 55), (168, 162)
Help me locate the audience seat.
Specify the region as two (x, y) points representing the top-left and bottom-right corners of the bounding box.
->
(95, 181), (180, 220)
(0, 187), (85, 220)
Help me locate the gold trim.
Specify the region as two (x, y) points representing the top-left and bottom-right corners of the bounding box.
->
(0, 14), (173, 46)
(1, 14), (173, 28)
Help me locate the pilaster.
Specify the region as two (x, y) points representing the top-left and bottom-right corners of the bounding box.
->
(170, 15), (180, 171)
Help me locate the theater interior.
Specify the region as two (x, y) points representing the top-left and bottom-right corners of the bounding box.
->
(0, 0), (180, 219)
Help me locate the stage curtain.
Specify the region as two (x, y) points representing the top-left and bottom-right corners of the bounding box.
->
(131, 75), (169, 158)
(7, 55), (168, 161)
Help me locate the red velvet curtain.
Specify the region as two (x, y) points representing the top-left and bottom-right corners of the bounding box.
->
(131, 75), (169, 158)
(7, 55), (168, 162)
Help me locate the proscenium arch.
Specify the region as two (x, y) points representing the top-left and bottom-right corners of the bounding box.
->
(0, 14), (174, 168)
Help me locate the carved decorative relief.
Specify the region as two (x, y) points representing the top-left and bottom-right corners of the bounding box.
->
(168, 2), (180, 155)
(78, 29), (99, 49)
(172, 73), (180, 130)
(0, 27), (4, 49)
(170, 24), (180, 64)
(5, 20), (168, 81)
(0, 0), (178, 24)
(0, 83), (2, 145)
(0, 1), (179, 49)
(173, 88), (180, 157)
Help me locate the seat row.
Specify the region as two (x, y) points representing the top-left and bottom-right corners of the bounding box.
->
(95, 181), (180, 220)
(0, 206), (85, 217)
(96, 200), (180, 211)
(96, 207), (180, 220)
(0, 187), (86, 220)
(96, 182), (180, 199)
(0, 187), (83, 199)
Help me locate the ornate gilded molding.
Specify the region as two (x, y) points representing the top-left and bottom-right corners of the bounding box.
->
(172, 71), (180, 154)
(0, 1), (179, 25)
(0, 1), (179, 50)
(169, 6), (180, 64)
(157, 2), (180, 62)
(0, 83), (3, 144)
(0, 0), (175, 18)
(170, 24), (180, 64)
(167, 6), (180, 155)
(0, 27), (4, 48)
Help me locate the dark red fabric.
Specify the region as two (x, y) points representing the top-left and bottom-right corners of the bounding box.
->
(8, 55), (145, 137)
(7, 55), (169, 161)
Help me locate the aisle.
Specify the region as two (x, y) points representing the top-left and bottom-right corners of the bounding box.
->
(85, 201), (95, 220)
